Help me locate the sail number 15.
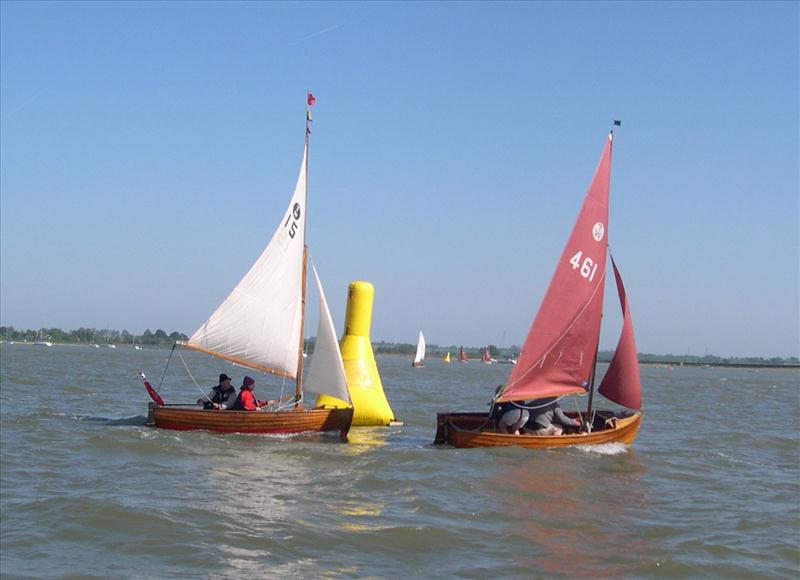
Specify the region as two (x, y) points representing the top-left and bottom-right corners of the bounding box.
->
(284, 203), (302, 239)
(569, 251), (598, 282)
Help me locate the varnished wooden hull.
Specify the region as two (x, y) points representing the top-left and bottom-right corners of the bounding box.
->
(434, 410), (642, 449)
(149, 404), (353, 437)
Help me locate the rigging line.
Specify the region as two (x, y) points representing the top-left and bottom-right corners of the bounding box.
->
(453, 416), (493, 434)
(158, 343), (177, 389)
(503, 267), (607, 394)
(276, 393), (301, 411)
(572, 396), (584, 424)
(177, 351), (211, 402)
(510, 395), (567, 410)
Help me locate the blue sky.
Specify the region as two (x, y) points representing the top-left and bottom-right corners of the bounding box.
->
(1, 1), (797, 358)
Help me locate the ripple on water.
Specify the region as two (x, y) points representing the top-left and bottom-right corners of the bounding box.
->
(1, 349), (798, 577)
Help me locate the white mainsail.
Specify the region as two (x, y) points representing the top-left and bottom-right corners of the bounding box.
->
(302, 264), (351, 403)
(184, 143), (308, 378)
(414, 330), (426, 365)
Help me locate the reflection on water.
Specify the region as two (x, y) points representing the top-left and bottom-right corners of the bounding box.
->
(484, 450), (652, 576)
(344, 426), (390, 450)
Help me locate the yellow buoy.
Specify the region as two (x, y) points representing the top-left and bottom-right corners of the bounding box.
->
(315, 281), (398, 426)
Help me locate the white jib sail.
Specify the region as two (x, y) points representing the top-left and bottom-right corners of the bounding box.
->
(414, 330), (426, 364)
(303, 264), (351, 404)
(186, 142), (308, 378)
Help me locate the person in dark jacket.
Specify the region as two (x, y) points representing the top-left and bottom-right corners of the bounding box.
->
(231, 376), (275, 411)
(491, 386), (529, 436)
(197, 373), (238, 410)
(527, 397), (581, 435)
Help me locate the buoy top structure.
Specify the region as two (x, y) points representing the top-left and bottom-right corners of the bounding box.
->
(315, 281), (401, 426)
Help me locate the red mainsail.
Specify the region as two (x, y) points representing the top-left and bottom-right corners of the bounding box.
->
(598, 258), (642, 409)
(498, 134), (613, 402)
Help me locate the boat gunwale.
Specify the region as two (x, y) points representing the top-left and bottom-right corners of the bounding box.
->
(434, 410), (642, 448)
(151, 405), (353, 436)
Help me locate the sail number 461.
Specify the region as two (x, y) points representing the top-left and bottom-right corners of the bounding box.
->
(569, 251), (598, 282)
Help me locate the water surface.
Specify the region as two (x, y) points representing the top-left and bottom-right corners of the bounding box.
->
(1, 344), (798, 577)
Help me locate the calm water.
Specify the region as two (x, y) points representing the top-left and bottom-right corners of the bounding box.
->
(1, 344), (798, 578)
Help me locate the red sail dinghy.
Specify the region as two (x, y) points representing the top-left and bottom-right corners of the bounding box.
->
(435, 132), (643, 449)
(143, 97), (353, 438)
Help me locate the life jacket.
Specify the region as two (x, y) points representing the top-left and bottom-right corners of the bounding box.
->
(231, 388), (255, 411)
(211, 386), (236, 405)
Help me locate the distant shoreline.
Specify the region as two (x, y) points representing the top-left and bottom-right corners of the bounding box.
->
(2, 340), (797, 370)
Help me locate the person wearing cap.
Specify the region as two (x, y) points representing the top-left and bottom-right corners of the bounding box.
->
(231, 376), (275, 411)
(197, 373), (238, 410)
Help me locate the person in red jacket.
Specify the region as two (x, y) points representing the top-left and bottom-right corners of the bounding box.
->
(231, 376), (275, 411)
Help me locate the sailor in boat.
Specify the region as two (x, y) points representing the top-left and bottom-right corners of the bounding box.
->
(490, 386), (529, 436)
(525, 397), (582, 435)
(498, 406), (528, 436)
(230, 376), (275, 411)
(196, 373), (238, 410)
(491, 387), (582, 436)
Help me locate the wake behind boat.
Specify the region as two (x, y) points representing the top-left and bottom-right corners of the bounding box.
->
(142, 95), (353, 438)
(435, 130), (642, 449)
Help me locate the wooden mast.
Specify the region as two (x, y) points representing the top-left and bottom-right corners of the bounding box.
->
(294, 109), (311, 409)
(585, 335), (600, 433)
(294, 245), (307, 408)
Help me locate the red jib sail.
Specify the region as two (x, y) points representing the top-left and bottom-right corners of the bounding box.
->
(498, 134), (613, 402)
(598, 258), (642, 409)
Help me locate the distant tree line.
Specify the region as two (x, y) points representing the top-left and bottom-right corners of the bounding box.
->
(2, 327), (797, 366)
(0, 326), (188, 346)
(621, 351), (800, 367)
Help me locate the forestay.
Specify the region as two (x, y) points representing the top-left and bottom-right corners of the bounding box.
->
(183, 142), (309, 378)
(303, 264), (351, 403)
(498, 134), (612, 402)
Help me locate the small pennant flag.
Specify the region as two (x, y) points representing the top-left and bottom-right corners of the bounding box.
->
(613, 120), (622, 126)
(307, 92), (316, 107)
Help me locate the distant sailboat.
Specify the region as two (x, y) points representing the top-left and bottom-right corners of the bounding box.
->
(34, 330), (52, 347)
(412, 330), (426, 368)
(132, 336), (142, 350)
(443, 352), (451, 363)
(458, 346), (468, 363)
(143, 95), (353, 436)
(436, 131), (642, 449)
(481, 347), (494, 364)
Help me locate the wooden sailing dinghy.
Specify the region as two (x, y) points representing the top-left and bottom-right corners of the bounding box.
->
(411, 330), (426, 367)
(144, 96), (353, 437)
(435, 132), (642, 449)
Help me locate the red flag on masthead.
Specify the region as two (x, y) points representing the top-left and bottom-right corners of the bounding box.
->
(307, 92), (316, 106)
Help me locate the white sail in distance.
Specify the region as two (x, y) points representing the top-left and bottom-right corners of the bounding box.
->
(302, 264), (351, 404)
(184, 142), (308, 378)
(414, 330), (426, 365)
